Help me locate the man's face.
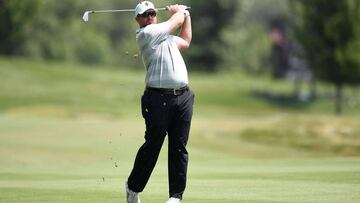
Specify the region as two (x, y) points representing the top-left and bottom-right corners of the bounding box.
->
(136, 9), (157, 27)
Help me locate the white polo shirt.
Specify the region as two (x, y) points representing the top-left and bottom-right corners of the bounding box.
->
(136, 21), (188, 89)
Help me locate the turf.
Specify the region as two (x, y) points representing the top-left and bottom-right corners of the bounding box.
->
(1, 116), (359, 203)
(0, 58), (359, 202)
(1, 57), (360, 117)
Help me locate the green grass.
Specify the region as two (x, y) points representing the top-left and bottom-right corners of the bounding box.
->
(0, 57), (360, 202)
(1, 57), (360, 117)
(1, 116), (359, 203)
(0, 58), (145, 117)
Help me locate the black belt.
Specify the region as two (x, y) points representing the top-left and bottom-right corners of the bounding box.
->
(146, 86), (189, 96)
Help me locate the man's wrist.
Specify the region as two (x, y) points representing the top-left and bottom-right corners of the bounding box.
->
(183, 10), (190, 17)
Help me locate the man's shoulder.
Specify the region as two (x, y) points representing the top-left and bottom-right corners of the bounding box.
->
(136, 28), (143, 40)
(144, 22), (170, 35)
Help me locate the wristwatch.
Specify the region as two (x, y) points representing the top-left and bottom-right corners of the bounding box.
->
(183, 10), (190, 17)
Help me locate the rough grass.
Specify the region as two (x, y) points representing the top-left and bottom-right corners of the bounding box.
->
(191, 114), (360, 157)
(1, 57), (360, 117)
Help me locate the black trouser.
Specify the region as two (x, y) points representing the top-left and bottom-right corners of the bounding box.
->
(127, 87), (194, 200)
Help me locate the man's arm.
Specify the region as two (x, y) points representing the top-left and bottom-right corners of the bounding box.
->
(177, 15), (192, 49)
(166, 5), (192, 50)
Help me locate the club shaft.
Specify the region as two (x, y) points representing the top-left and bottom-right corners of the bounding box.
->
(91, 8), (167, 14)
(83, 7), (190, 22)
(89, 7), (190, 14)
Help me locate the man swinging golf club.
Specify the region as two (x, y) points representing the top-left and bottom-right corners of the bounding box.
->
(125, 1), (194, 203)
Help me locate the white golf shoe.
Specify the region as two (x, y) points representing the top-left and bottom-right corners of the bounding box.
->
(125, 182), (140, 203)
(166, 197), (181, 203)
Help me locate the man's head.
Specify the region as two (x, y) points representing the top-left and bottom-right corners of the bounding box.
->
(135, 1), (157, 28)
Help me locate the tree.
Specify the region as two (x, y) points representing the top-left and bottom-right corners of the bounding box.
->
(0, 0), (39, 55)
(0, 0), (240, 70)
(181, 0), (239, 71)
(291, 0), (360, 114)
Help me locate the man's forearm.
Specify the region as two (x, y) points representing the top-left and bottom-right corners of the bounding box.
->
(179, 16), (192, 45)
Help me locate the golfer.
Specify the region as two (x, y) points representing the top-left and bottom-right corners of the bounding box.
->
(125, 1), (193, 203)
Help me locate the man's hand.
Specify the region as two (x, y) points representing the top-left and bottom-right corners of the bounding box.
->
(166, 4), (192, 50)
(166, 4), (188, 14)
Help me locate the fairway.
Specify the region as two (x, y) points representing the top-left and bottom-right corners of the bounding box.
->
(0, 115), (359, 203)
(0, 58), (359, 202)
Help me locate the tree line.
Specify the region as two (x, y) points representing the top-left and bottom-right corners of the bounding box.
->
(0, 0), (237, 70)
(0, 0), (359, 113)
(290, 0), (360, 114)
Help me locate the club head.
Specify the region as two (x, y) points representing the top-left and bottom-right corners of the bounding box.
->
(83, 11), (91, 22)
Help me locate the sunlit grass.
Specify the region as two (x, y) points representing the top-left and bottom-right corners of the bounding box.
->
(0, 116), (359, 202)
(0, 57), (359, 202)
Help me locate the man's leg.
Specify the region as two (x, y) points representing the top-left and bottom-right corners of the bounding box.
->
(128, 90), (169, 192)
(167, 90), (194, 199)
(127, 128), (167, 192)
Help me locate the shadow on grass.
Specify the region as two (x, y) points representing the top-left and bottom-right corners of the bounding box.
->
(251, 90), (314, 109)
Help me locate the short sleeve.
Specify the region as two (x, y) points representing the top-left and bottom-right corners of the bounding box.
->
(168, 35), (183, 44)
(143, 21), (171, 47)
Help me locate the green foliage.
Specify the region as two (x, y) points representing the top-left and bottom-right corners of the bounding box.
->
(181, 0), (239, 71)
(220, 0), (290, 73)
(290, 0), (360, 114)
(0, 0), (39, 55)
(221, 23), (271, 73)
(22, 0), (115, 64)
(0, 0), (241, 70)
(291, 0), (360, 85)
(75, 30), (112, 65)
(0, 0), (138, 65)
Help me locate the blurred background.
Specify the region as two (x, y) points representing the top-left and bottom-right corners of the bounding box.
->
(0, 0), (360, 202)
(1, 0), (359, 114)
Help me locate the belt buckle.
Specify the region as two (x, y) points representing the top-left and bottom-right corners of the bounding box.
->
(173, 89), (179, 96)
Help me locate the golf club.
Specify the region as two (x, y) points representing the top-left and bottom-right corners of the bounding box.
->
(83, 7), (191, 22)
